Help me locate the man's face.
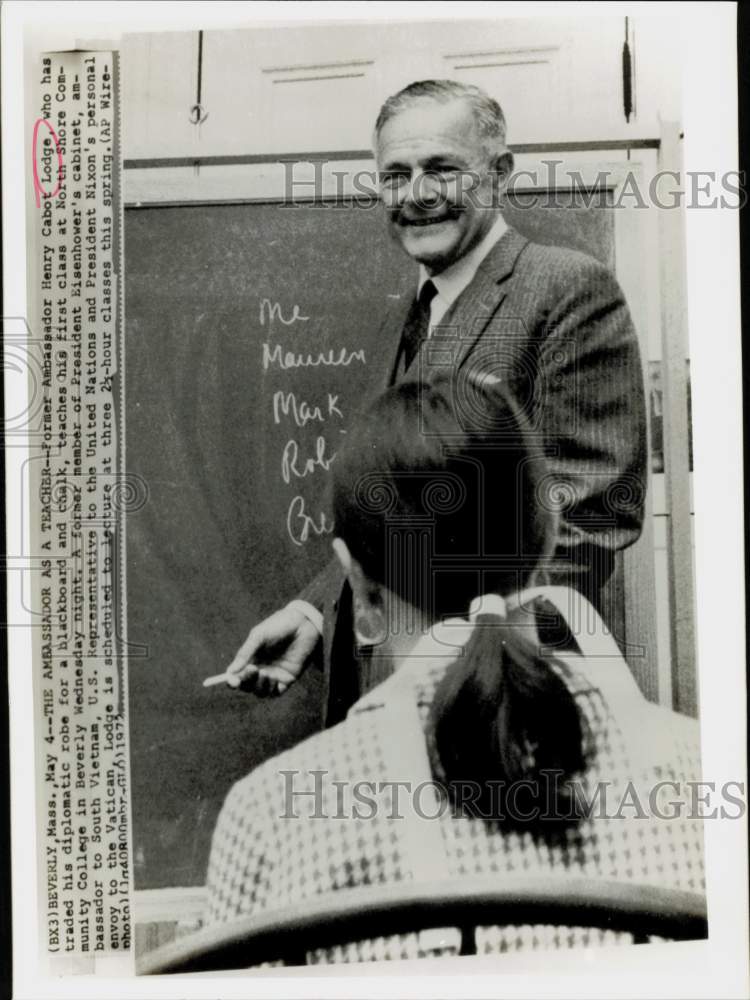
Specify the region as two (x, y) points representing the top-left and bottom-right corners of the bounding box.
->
(375, 98), (506, 274)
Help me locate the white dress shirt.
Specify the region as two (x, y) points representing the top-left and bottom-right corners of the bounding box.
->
(419, 213), (508, 332)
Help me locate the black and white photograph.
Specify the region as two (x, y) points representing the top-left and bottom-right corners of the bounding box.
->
(3, 2), (748, 997)
(122, 8), (713, 972)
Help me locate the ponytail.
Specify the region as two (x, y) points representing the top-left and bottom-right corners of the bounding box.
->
(428, 611), (589, 827)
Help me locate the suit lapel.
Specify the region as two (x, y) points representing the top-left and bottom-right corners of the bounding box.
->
(434, 226), (529, 371)
(386, 225), (530, 386)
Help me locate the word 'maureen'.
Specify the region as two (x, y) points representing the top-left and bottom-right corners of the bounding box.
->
(263, 343), (366, 372)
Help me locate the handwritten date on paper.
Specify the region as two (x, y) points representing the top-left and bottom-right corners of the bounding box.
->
(260, 298), (366, 547)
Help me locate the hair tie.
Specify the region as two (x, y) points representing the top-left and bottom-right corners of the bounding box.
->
(469, 593), (508, 622)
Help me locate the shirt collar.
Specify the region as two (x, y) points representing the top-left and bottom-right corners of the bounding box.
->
(418, 213), (508, 308)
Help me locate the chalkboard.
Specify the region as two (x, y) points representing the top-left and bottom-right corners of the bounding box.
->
(124, 194), (615, 890)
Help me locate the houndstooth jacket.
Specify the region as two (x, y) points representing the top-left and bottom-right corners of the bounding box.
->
(206, 590), (704, 965)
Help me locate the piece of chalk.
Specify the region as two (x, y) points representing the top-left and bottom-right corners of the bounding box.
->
(203, 673), (232, 688)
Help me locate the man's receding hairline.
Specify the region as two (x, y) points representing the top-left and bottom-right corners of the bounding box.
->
(373, 105), (507, 169)
(375, 103), (506, 167)
(374, 81), (507, 150)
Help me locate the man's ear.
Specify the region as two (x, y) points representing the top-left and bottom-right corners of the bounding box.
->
(492, 149), (514, 193)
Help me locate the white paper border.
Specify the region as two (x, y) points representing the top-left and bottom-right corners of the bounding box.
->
(3, 2), (747, 998)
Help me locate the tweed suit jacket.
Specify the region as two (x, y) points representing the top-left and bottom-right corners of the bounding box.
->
(299, 226), (648, 724)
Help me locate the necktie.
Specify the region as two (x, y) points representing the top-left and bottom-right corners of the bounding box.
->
(401, 279), (438, 372)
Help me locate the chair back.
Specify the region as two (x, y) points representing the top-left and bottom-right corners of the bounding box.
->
(138, 875), (707, 974)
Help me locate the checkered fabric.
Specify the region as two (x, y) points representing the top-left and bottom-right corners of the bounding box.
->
(206, 621), (704, 965)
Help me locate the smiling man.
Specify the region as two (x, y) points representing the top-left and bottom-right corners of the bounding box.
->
(376, 87), (512, 276)
(226, 79), (647, 720)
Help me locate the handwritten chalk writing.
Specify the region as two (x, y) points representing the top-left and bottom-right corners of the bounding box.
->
(263, 343), (366, 371)
(33, 117), (64, 208)
(273, 391), (344, 426)
(281, 437), (336, 484)
(273, 391), (322, 426)
(327, 394), (343, 419)
(286, 496), (334, 547)
(259, 299), (309, 326)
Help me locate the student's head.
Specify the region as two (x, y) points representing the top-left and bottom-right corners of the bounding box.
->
(332, 376), (548, 650)
(373, 80), (514, 274)
(332, 376), (587, 825)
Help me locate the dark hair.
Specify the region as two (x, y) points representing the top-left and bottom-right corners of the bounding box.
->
(332, 377), (587, 826)
(374, 79), (508, 150)
(428, 618), (588, 824)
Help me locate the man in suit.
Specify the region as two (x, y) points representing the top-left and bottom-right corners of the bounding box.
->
(225, 79), (647, 721)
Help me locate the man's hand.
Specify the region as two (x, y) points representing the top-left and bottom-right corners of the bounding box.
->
(225, 604), (320, 696)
